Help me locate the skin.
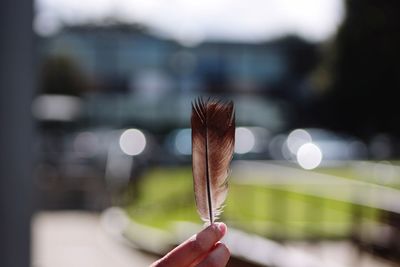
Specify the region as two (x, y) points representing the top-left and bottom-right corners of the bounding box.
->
(150, 223), (230, 267)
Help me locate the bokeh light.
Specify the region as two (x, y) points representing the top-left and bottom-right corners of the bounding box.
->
(235, 127), (256, 154)
(119, 129), (146, 156)
(174, 129), (192, 155)
(73, 131), (99, 157)
(286, 128), (312, 155)
(296, 142), (323, 170)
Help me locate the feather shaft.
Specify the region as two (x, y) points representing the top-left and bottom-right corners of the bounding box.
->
(205, 126), (213, 223)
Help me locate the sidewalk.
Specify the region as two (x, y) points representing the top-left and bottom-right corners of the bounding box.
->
(32, 211), (158, 267)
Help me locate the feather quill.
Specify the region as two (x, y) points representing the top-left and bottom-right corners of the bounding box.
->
(191, 98), (235, 224)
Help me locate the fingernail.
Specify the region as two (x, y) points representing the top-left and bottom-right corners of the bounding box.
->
(215, 222), (227, 236)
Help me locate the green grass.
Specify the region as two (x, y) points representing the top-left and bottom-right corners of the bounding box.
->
(125, 165), (383, 240)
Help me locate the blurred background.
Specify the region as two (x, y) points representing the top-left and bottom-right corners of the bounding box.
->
(1, 0), (400, 266)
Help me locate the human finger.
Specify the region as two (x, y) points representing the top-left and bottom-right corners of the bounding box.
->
(151, 222), (227, 267)
(195, 242), (230, 267)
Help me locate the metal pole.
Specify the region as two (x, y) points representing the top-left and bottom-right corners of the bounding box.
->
(0, 0), (34, 266)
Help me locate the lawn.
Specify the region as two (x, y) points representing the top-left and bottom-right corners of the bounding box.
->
(125, 164), (383, 240)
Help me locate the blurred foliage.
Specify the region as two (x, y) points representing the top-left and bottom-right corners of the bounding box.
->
(40, 55), (90, 96)
(125, 166), (381, 240)
(316, 0), (400, 138)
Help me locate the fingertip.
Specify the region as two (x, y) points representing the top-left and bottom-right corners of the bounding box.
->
(215, 222), (227, 236)
(214, 242), (231, 265)
(203, 222), (224, 240)
(215, 242), (230, 255)
(196, 241), (230, 267)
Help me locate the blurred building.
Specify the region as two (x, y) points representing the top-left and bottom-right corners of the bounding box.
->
(37, 25), (318, 130)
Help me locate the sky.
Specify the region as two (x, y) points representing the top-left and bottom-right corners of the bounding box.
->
(34, 0), (345, 45)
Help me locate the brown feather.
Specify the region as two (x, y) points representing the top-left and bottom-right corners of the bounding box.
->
(191, 98), (235, 224)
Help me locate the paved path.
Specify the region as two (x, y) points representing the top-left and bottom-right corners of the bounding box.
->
(32, 211), (157, 267)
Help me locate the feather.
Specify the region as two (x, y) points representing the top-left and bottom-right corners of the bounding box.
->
(191, 97), (235, 224)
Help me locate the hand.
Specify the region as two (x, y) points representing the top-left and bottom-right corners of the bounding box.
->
(150, 223), (230, 267)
